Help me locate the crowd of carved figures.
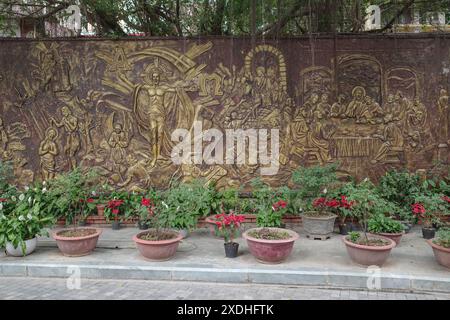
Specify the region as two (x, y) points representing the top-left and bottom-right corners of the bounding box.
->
(0, 40), (449, 191)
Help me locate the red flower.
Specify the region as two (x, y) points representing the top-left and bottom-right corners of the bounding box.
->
(278, 200), (287, 208)
(0, 198), (7, 202)
(411, 203), (426, 215)
(112, 208), (119, 215)
(442, 196), (450, 204)
(312, 197), (326, 207)
(141, 198), (151, 207)
(87, 198), (94, 203)
(325, 199), (340, 208)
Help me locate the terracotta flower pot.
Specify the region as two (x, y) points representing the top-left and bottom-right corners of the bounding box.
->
(96, 204), (105, 217)
(242, 227), (299, 264)
(376, 232), (404, 246)
(343, 234), (396, 267)
(133, 230), (183, 261)
(53, 227), (102, 257)
(427, 239), (450, 268)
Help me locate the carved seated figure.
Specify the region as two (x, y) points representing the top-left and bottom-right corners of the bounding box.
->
(371, 114), (404, 164)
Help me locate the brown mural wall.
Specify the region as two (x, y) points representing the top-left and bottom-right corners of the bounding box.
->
(0, 35), (449, 190)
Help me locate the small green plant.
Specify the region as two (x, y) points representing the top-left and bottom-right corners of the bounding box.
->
(348, 231), (360, 243)
(434, 228), (450, 248)
(368, 214), (404, 234)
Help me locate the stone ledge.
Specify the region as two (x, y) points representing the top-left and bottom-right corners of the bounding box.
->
(1, 262), (449, 293)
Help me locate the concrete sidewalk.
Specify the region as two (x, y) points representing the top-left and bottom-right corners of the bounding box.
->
(0, 226), (449, 293)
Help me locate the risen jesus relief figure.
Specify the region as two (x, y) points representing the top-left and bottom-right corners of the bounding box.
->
(133, 59), (195, 167)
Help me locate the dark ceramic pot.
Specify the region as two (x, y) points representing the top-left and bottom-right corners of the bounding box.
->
(224, 242), (239, 258)
(338, 223), (350, 235)
(138, 220), (150, 230)
(422, 227), (436, 240)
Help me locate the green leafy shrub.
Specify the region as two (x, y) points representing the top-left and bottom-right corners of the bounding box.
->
(434, 228), (450, 248)
(159, 179), (216, 230)
(376, 169), (422, 221)
(368, 214), (404, 234)
(46, 168), (99, 227)
(251, 178), (289, 227)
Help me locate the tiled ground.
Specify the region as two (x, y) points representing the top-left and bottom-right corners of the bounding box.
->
(0, 276), (449, 300)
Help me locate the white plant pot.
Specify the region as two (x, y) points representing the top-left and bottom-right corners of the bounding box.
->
(6, 237), (37, 257)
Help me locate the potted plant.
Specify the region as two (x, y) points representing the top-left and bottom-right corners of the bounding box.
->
(92, 183), (113, 217)
(214, 212), (245, 258)
(49, 168), (102, 257)
(368, 214), (405, 246)
(292, 163), (340, 240)
(243, 193), (299, 264)
(207, 188), (241, 236)
(243, 227), (299, 264)
(126, 190), (160, 230)
(412, 194), (447, 239)
(335, 195), (355, 235)
(78, 197), (96, 226)
(132, 196), (183, 261)
(0, 184), (55, 256)
(104, 198), (125, 230)
(427, 227), (450, 268)
(342, 180), (396, 266)
(252, 178), (291, 228)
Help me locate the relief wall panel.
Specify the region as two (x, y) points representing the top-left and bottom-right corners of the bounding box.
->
(0, 36), (449, 190)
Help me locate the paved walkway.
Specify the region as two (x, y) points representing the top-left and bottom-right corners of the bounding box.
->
(0, 277), (449, 300)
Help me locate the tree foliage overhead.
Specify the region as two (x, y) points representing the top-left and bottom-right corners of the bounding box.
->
(1, 0), (450, 37)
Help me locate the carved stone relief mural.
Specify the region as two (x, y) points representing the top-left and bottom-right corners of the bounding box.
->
(0, 37), (448, 190)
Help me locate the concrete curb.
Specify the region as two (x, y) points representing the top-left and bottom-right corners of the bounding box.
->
(1, 262), (449, 293)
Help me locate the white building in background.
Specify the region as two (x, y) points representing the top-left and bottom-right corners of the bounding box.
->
(0, 3), (93, 38)
(364, 4), (450, 32)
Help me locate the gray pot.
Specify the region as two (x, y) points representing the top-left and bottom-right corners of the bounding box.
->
(178, 229), (189, 239)
(6, 237), (37, 257)
(303, 214), (337, 240)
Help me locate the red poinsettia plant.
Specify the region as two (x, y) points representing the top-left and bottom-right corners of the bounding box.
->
(311, 196), (354, 218)
(412, 194), (448, 228)
(79, 197), (97, 221)
(214, 211), (245, 243)
(104, 199), (125, 222)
